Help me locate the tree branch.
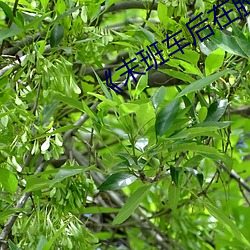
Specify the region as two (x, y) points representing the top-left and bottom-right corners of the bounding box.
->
(219, 163), (250, 193)
(2, 32), (46, 56)
(141, 0), (156, 28)
(0, 45), (50, 78)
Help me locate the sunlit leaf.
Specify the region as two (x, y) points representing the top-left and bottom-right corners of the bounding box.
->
(170, 126), (220, 139)
(159, 68), (195, 83)
(0, 1), (14, 21)
(205, 49), (225, 75)
(0, 168), (18, 194)
(177, 70), (230, 98)
(53, 92), (84, 112)
(24, 177), (51, 192)
(42, 223), (69, 250)
(134, 72), (148, 98)
(40, 0), (49, 9)
(198, 106), (208, 122)
(93, 69), (112, 100)
(98, 172), (137, 191)
(157, 2), (168, 24)
(51, 166), (86, 186)
(193, 121), (231, 129)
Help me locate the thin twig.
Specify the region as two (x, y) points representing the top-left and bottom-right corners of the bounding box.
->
(239, 184), (250, 206)
(142, 0), (156, 28)
(32, 80), (42, 115)
(63, 102), (99, 141)
(219, 163), (250, 193)
(198, 170), (218, 197)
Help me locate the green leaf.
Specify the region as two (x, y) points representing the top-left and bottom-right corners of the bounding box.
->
(170, 166), (180, 186)
(112, 185), (151, 224)
(178, 60), (202, 77)
(81, 100), (98, 120)
(80, 206), (120, 214)
(33, 125), (78, 141)
(194, 121), (231, 129)
(204, 29), (247, 58)
(0, 168), (18, 194)
(42, 223), (69, 250)
(24, 177), (51, 192)
(53, 92), (84, 112)
(134, 72), (148, 98)
(151, 86), (166, 111)
(51, 166), (86, 186)
(105, 0), (117, 9)
(135, 26), (155, 44)
(40, 0), (49, 9)
(119, 103), (140, 115)
(157, 2), (168, 24)
(159, 68), (195, 83)
(233, 32), (250, 58)
(9, 241), (21, 250)
(168, 182), (180, 210)
(0, 26), (23, 42)
(0, 1), (14, 21)
(50, 24), (64, 47)
(88, 92), (117, 107)
(93, 69), (112, 100)
(54, 5), (83, 24)
(205, 49), (225, 75)
(175, 49), (200, 65)
(36, 236), (48, 250)
(203, 201), (250, 248)
(205, 99), (228, 122)
(176, 70), (230, 98)
(98, 172), (137, 191)
(170, 143), (228, 165)
(24, 12), (51, 30)
(170, 126), (220, 139)
(198, 106), (208, 122)
(155, 98), (179, 137)
(178, 91), (195, 119)
(197, 91), (209, 108)
(41, 100), (60, 125)
(185, 167), (204, 187)
(183, 155), (203, 168)
(0, 209), (23, 223)
(231, 23), (248, 41)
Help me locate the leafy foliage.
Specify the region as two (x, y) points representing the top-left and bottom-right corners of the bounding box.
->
(0, 0), (250, 249)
